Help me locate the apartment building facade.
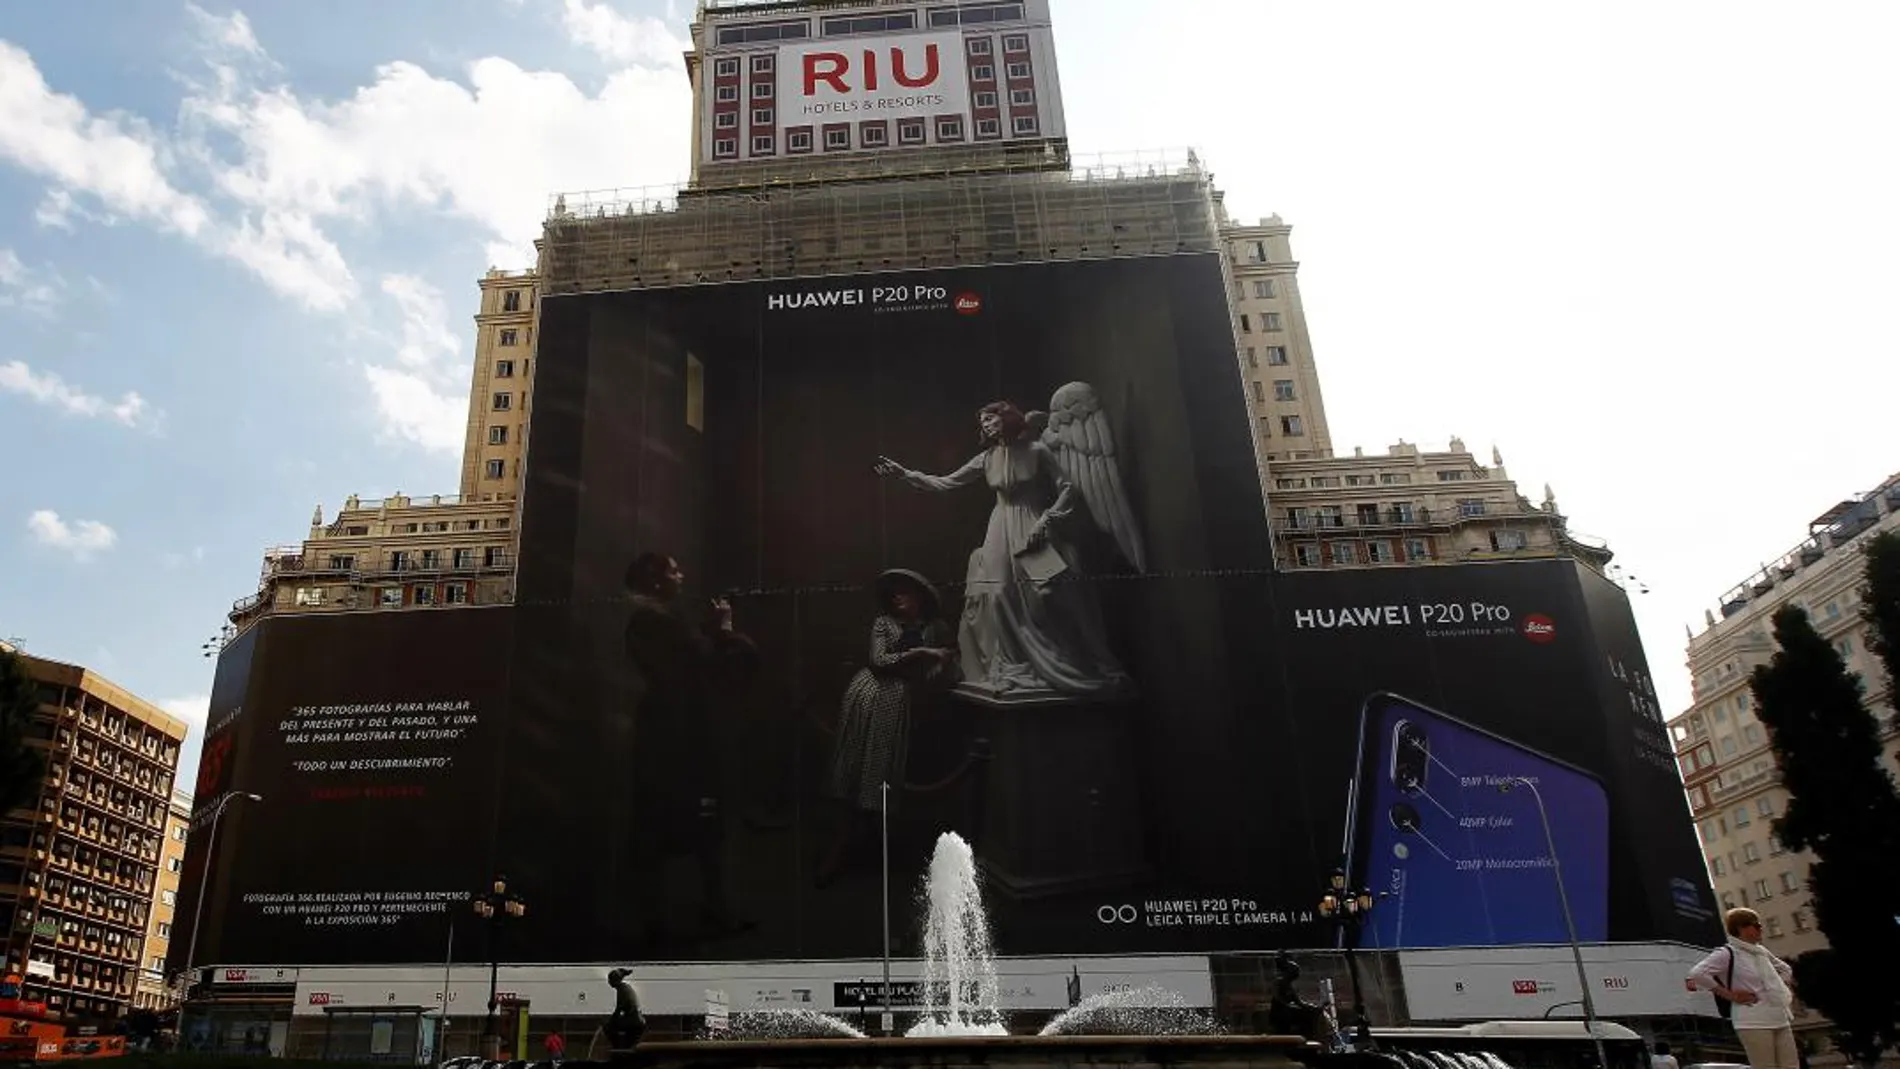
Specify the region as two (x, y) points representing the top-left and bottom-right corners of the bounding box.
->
(0, 648), (188, 1021)
(1667, 471), (1900, 1051)
(132, 788), (191, 1011)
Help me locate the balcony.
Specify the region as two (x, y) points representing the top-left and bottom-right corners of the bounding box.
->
(1711, 765), (1779, 803)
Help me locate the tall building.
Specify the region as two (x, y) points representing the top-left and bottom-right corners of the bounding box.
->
(458, 269), (538, 503)
(1268, 439), (1612, 573)
(1667, 471), (1900, 1052)
(133, 788), (191, 1011)
(1221, 213), (1333, 463)
(0, 648), (187, 1021)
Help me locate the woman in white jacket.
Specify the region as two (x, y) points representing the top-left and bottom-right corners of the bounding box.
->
(1688, 907), (1799, 1069)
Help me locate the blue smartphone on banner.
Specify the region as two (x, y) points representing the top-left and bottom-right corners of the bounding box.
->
(1343, 692), (1610, 948)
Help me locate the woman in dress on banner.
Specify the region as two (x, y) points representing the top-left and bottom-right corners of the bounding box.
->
(818, 568), (956, 885)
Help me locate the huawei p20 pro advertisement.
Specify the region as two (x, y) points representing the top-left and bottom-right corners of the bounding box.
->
(178, 253), (1718, 970)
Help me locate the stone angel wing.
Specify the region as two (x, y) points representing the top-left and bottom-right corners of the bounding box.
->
(1038, 381), (1147, 573)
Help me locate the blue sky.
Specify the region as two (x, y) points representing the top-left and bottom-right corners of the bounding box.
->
(4, 0), (1899, 790)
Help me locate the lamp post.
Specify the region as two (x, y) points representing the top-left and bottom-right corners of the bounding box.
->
(180, 792), (262, 1000)
(1498, 776), (1610, 1069)
(1317, 866), (1376, 1048)
(472, 875), (526, 1061)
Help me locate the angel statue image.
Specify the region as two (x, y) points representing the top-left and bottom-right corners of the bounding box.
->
(874, 382), (1143, 699)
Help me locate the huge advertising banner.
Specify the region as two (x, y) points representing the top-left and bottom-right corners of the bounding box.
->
(184, 254), (1719, 971)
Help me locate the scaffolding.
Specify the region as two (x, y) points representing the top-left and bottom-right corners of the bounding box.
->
(539, 148), (1226, 296)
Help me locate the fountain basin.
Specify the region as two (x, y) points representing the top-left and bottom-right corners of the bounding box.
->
(599, 1033), (1314, 1069)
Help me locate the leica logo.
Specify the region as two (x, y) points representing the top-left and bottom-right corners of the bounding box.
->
(1521, 614), (1557, 644)
(954, 292), (982, 316)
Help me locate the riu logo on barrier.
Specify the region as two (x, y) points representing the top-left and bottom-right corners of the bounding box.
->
(804, 44), (942, 96)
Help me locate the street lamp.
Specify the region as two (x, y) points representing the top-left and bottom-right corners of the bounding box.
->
(472, 875), (526, 1060)
(1317, 865), (1377, 1047)
(180, 792), (263, 999)
(1497, 776), (1610, 1069)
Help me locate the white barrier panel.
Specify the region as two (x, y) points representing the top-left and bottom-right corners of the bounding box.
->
(1399, 942), (1721, 1021)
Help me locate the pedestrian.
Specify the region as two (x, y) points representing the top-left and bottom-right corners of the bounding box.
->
(543, 1031), (565, 1065)
(1651, 1040), (1680, 1069)
(1688, 907), (1798, 1069)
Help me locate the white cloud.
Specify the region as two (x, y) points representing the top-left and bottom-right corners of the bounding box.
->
(0, 359), (158, 429)
(559, 0), (687, 66)
(363, 274), (468, 453)
(0, 248), (61, 316)
(161, 694), (211, 741)
(185, 3), (264, 58)
(26, 510), (118, 560)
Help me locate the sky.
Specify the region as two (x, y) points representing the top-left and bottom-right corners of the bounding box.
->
(3, 0), (1898, 792)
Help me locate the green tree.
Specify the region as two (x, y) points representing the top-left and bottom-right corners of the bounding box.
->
(0, 647), (45, 816)
(1862, 530), (1900, 718)
(1751, 605), (1900, 1063)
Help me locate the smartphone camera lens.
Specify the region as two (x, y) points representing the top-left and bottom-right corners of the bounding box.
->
(1391, 720), (1429, 795)
(1389, 802), (1421, 834)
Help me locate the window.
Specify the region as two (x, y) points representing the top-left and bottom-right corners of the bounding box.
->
(972, 64), (995, 81)
(1281, 415), (1304, 437)
(717, 21), (810, 45)
(1250, 381), (1265, 403)
(928, 3), (1026, 26)
(1720, 891), (1736, 910)
(752, 108), (774, 125)
(1793, 911), (1811, 932)
(825, 126), (851, 149)
(160, 891), (175, 907)
(1837, 636), (1855, 657)
(502, 290), (522, 312)
(1368, 541), (1394, 564)
(716, 85), (739, 103)
(1765, 916), (1782, 938)
(1330, 541), (1357, 565)
(1253, 279), (1276, 298)
(1247, 240), (1268, 263)
(861, 124), (888, 146)
(1743, 841), (1761, 863)
(1490, 530), (1528, 552)
(898, 119), (926, 144)
(166, 856), (182, 873)
(1757, 796), (1774, 816)
(414, 585), (437, 607)
(1239, 314), (1252, 333)
(1273, 380), (1296, 402)
(715, 57), (739, 78)
(156, 922), (171, 937)
(1244, 348), (1258, 369)
(975, 91), (998, 109)
(1265, 345), (1289, 365)
(1456, 498), (1486, 518)
(1405, 538), (1431, 561)
(714, 138), (737, 158)
(486, 426), (509, 448)
(716, 112), (738, 129)
(1295, 544), (1321, 567)
(822, 12), (916, 34)
(1710, 856), (1726, 876)
(976, 118), (1001, 137)
(1437, 470), (1467, 481)
(788, 129), (812, 151)
(968, 38), (992, 55)
(752, 135), (776, 154)
(491, 392), (512, 411)
(1006, 62), (1031, 79)
(485, 459), (505, 480)
(1012, 115), (1039, 134)
(1721, 736), (1738, 755)
(936, 117), (964, 141)
(1744, 724), (1760, 744)
(1753, 878), (1770, 900)
(1010, 88), (1035, 106)
(1780, 870), (1800, 893)
(1003, 33), (1029, 52)
(1276, 478), (1307, 490)
(1733, 806), (1751, 828)
(172, 825), (186, 841)
(752, 81), (774, 98)
(446, 583), (468, 605)
(752, 54), (775, 73)
(499, 328), (519, 346)
(1262, 312), (1284, 331)
(452, 548), (476, 569)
